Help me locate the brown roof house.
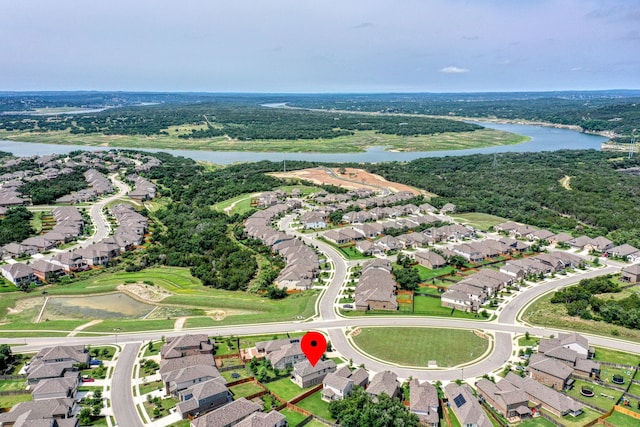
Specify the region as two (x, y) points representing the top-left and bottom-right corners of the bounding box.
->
(621, 264), (640, 284)
(409, 379), (439, 427)
(322, 366), (368, 402)
(415, 251), (446, 270)
(528, 354), (574, 390)
(161, 334), (214, 359)
(26, 345), (88, 384)
(502, 372), (583, 418)
(475, 378), (530, 421)
(190, 398), (261, 427)
(235, 410), (287, 427)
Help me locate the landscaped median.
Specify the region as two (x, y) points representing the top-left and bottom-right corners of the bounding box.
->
(348, 327), (492, 368)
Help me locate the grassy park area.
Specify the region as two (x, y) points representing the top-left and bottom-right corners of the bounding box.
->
(522, 292), (640, 343)
(451, 212), (508, 231)
(352, 327), (490, 367)
(0, 267), (318, 336)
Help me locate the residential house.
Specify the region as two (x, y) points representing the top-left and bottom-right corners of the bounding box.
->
(266, 343), (306, 370)
(31, 377), (79, 401)
(235, 411), (288, 427)
(299, 212), (327, 229)
(409, 379), (439, 427)
(444, 383), (492, 427)
(0, 399), (76, 426)
(415, 251), (446, 269)
(161, 334), (214, 359)
(440, 203), (456, 213)
(367, 371), (400, 400)
(475, 378), (530, 421)
(177, 378), (232, 419)
(585, 236), (614, 253)
(26, 346), (88, 384)
(528, 354), (573, 389)
(291, 360), (336, 388)
(1, 263), (36, 287)
(502, 373), (583, 418)
(355, 265), (397, 312)
(31, 260), (65, 283)
(190, 398), (261, 427)
(50, 252), (89, 273)
(322, 369), (354, 402)
(621, 264), (640, 283)
(374, 235), (401, 253)
(163, 364), (223, 396)
(606, 244), (640, 261)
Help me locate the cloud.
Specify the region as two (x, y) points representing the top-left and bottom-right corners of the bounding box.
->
(352, 22), (375, 29)
(439, 66), (469, 74)
(570, 67), (583, 72)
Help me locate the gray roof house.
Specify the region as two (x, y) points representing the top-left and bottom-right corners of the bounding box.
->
(444, 383), (492, 427)
(409, 379), (439, 427)
(367, 371), (400, 400)
(291, 359), (336, 388)
(190, 398), (261, 427)
(177, 378), (232, 419)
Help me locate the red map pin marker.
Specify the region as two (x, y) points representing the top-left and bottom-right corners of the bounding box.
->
(301, 331), (327, 367)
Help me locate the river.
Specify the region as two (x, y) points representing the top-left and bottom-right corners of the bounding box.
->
(0, 122), (607, 165)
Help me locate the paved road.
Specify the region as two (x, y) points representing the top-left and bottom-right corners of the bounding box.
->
(111, 342), (144, 427)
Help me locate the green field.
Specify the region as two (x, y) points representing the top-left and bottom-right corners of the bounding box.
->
(415, 264), (455, 281)
(352, 327), (490, 367)
(565, 379), (622, 412)
(451, 212), (509, 231)
(522, 292), (640, 343)
(264, 378), (314, 401)
(604, 411), (640, 427)
(295, 391), (334, 421)
(0, 127), (529, 153)
(279, 408), (309, 427)
(0, 267), (319, 336)
(229, 382), (264, 399)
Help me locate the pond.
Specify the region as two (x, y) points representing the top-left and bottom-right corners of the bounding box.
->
(44, 293), (155, 319)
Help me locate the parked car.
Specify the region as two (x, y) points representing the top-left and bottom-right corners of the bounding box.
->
(89, 359), (101, 366)
(82, 376), (95, 382)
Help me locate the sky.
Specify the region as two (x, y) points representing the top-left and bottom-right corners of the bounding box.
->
(1, 0), (639, 93)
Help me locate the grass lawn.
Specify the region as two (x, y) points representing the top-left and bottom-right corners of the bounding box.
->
(452, 213), (508, 231)
(229, 382), (264, 399)
(166, 421), (191, 427)
(0, 393), (32, 409)
(303, 420), (332, 427)
(295, 391), (335, 421)
(415, 264), (455, 281)
(143, 341), (161, 357)
(264, 377), (313, 401)
(143, 397), (178, 419)
(221, 367), (252, 382)
(522, 292), (640, 343)
(627, 382), (640, 397)
(517, 417), (557, 427)
(593, 346), (640, 366)
(0, 380), (27, 392)
(412, 296), (487, 319)
(139, 380), (163, 396)
(565, 379), (622, 412)
(599, 365), (634, 385)
(542, 407), (601, 427)
(352, 327), (490, 367)
(605, 410), (640, 427)
(184, 317), (220, 329)
(279, 408), (309, 427)
(517, 335), (540, 347)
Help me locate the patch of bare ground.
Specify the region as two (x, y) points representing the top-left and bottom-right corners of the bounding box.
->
(116, 283), (172, 302)
(7, 297), (45, 316)
(559, 175), (572, 190)
(270, 167), (431, 196)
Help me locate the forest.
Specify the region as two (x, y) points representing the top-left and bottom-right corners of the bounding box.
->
(19, 170), (89, 204)
(0, 207), (34, 246)
(365, 150), (640, 247)
(550, 276), (640, 330)
(0, 101), (481, 140)
(286, 91), (640, 137)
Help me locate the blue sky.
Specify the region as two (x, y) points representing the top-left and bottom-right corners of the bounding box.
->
(2, 0), (639, 92)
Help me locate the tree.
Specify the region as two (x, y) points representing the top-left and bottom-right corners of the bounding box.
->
(448, 255), (467, 269)
(78, 407), (92, 425)
(329, 386), (419, 427)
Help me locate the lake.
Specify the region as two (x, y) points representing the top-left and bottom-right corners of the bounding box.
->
(0, 122), (608, 164)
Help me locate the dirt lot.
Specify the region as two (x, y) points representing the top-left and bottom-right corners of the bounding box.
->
(270, 167), (429, 195)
